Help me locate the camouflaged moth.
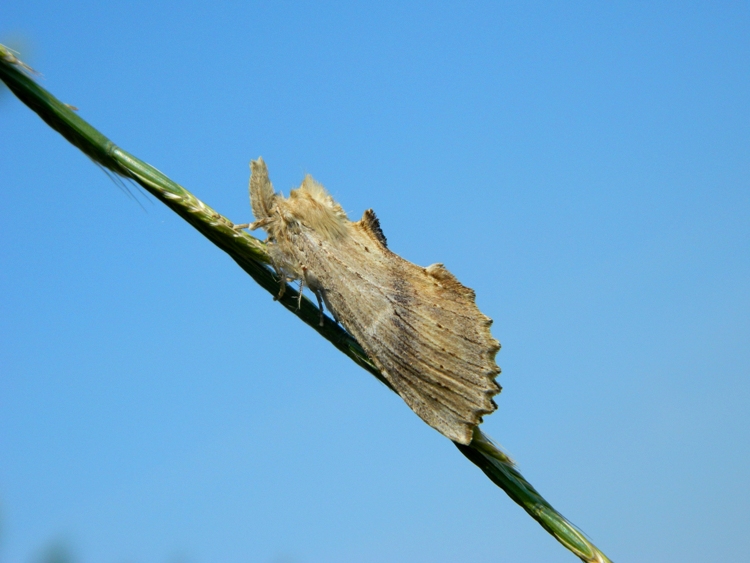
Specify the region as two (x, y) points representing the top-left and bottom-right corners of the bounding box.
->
(240, 158), (500, 444)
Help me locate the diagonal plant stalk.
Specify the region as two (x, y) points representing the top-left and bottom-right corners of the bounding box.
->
(0, 45), (612, 563)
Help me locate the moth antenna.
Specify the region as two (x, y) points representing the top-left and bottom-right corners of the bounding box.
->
(249, 157), (276, 222)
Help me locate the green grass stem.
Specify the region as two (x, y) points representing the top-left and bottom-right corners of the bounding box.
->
(1, 45), (612, 563)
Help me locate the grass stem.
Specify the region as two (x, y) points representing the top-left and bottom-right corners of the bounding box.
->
(1, 45), (612, 563)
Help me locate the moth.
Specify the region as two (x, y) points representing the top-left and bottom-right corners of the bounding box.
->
(241, 158), (500, 444)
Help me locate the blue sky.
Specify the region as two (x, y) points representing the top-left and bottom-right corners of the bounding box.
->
(1, 2), (748, 562)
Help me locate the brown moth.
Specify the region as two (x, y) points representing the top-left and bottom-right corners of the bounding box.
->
(243, 158), (500, 444)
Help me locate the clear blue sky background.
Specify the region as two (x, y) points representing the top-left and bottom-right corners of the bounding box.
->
(1, 2), (748, 562)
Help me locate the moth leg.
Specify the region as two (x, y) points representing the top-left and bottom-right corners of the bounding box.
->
(233, 217), (272, 231)
(296, 279), (305, 310)
(274, 272), (287, 301)
(301, 266), (326, 326)
(314, 290), (325, 327)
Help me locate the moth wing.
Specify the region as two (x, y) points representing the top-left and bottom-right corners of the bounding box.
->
(302, 212), (500, 444)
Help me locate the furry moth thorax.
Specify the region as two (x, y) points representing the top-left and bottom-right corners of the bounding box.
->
(245, 157), (500, 445)
(251, 161), (348, 243)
